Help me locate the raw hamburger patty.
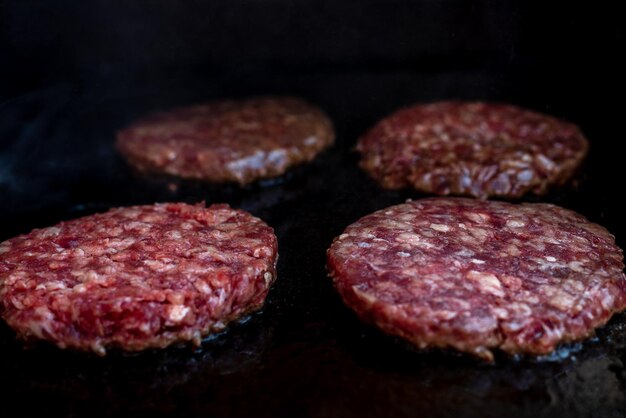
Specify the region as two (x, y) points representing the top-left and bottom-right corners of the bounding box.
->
(327, 198), (626, 361)
(117, 96), (334, 184)
(357, 102), (588, 199)
(0, 203), (278, 354)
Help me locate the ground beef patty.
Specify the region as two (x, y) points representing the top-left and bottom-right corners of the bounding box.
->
(0, 203), (278, 355)
(357, 102), (588, 199)
(327, 198), (626, 361)
(117, 96), (334, 184)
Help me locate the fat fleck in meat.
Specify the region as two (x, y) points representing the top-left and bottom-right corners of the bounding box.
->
(0, 203), (278, 355)
(327, 198), (626, 361)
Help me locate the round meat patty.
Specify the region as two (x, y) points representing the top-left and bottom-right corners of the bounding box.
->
(327, 198), (626, 361)
(117, 96), (335, 184)
(0, 203), (278, 355)
(357, 102), (588, 199)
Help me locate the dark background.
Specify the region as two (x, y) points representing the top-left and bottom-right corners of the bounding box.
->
(1, 1), (625, 417)
(1, 1), (624, 95)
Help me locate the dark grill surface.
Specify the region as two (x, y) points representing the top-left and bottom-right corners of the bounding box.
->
(1, 72), (626, 417)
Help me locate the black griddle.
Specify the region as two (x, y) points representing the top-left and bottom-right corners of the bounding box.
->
(1, 71), (626, 418)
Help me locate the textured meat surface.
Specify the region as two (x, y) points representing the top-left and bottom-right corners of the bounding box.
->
(327, 198), (626, 361)
(117, 96), (334, 184)
(357, 102), (588, 199)
(0, 203), (278, 354)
